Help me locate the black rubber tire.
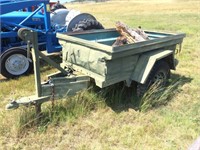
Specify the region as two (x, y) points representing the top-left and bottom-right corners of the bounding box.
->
(72, 19), (104, 32)
(0, 48), (33, 78)
(51, 4), (67, 12)
(136, 61), (170, 97)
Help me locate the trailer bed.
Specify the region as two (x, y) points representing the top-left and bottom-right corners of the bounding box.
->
(57, 29), (185, 88)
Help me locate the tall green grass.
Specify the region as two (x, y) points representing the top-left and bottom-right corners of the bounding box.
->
(16, 89), (106, 134)
(14, 74), (193, 135)
(139, 80), (180, 112)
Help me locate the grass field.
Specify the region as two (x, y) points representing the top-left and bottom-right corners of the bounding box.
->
(0, 0), (200, 149)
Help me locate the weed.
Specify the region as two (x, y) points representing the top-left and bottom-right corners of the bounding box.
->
(139, 79), (182, 112)
(16, 89), (106, 134)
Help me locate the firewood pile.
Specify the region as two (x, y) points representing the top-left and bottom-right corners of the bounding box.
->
(112, 21), (149, 47)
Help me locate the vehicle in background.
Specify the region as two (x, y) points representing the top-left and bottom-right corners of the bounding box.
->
(0, 0), (104, 78)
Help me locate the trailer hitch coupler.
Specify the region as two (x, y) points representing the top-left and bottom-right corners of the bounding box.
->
(6, 100), (19, 110)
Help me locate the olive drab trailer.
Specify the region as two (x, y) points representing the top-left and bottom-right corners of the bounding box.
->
(6, 28), (185, 114)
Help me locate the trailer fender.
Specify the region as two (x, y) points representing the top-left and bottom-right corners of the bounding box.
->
(131, 49), (175, 84)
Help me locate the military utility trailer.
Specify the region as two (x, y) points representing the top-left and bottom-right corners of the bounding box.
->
(6, 28), (185, 113)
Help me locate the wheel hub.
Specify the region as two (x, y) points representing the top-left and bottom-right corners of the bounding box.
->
(5, 54), (29, 75)
(153, 71), (167, 85)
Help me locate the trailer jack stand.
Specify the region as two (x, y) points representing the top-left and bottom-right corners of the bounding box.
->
(5, 29), (90, 113)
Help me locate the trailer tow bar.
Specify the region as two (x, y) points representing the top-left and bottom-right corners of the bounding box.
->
(6, 29), (90, 115)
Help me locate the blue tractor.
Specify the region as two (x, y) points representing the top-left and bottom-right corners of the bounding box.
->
(0, 0), (104, 78)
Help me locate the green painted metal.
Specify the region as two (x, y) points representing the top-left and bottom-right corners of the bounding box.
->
(38, 51), (68, 75)
(57, 29), (185, 87)
(6, 96), (51, 110)
(6, 28), (186, 111)
(131, 49), (174, 84)
(6, 74), (90, 110)
(6, 29), (90, 111)
(41, 74), (90, 98)
(31, 31), (42, 97)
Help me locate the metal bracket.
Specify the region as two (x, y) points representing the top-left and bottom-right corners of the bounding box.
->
(6, 96), (51, 110)
(6, 29), (90, 114)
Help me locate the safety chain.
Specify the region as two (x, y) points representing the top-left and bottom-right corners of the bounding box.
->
(50, 82), (55, 109)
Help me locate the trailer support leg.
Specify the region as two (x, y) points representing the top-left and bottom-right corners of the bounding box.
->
(35, 103), (42, 119)
(31, 31), (43, 117)
(31, 31), (42, 98)
(6, 29), (90, 113)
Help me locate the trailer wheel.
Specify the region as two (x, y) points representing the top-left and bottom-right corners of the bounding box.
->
(0, 48), (33, 78)
(136, 61), (170, 97)
(73, 19), (104, 32)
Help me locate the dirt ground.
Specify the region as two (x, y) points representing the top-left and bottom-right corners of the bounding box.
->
(0, 74), (7, 81)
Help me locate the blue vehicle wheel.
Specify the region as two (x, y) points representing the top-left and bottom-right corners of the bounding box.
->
(0, 48), (33, 78)
(72, 19), (104, 32)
